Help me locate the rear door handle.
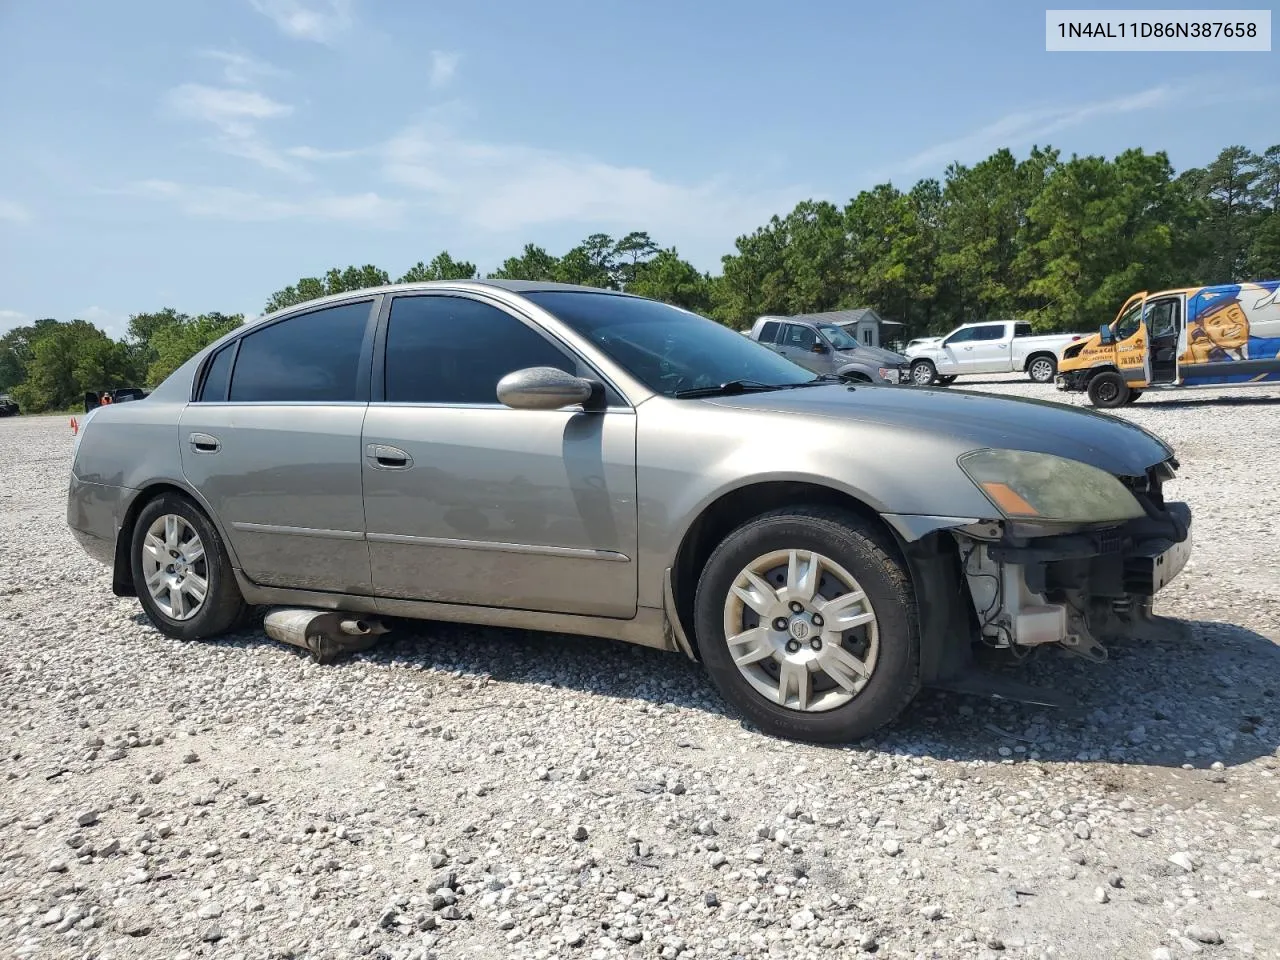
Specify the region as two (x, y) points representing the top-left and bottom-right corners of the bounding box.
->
(365, 443), (413, 470)
(189, 432), (220, 453)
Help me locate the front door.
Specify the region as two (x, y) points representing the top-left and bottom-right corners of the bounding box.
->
(965, 322), (1013, 373)
(1143, 295), (1183, 384)
(361, 293), (639, 619)
(777, 323), (824, 372)
(1110, 296), (1148, 386)
(178, 299), (377, 593)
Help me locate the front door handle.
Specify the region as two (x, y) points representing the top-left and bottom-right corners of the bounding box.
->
(365, 443), (413, 470)
(189, 432), (220, 453)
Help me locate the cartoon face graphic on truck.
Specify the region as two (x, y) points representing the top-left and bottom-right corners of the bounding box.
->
(1185, 299), (1248, 364)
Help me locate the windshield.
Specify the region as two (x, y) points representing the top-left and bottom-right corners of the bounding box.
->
(817, 324), (859, 350)
(523, 291), (817, 397)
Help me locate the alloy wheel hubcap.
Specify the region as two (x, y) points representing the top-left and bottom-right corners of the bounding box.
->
(912, 365), (933, 385)
(1031, 360), (1052, 380)
(722, 549), (880, 713)
(141, 514), (208, 621)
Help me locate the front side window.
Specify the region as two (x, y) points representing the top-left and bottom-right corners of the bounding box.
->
(783, 324), (818, 350)
(1114, 302), (1144, 340)
(972, 324), (1006, 341)
(946, 327), (976, 345)
(384, 295), (577, 404)
(228, 301), (372, 403)
(522, 291), (814, 397)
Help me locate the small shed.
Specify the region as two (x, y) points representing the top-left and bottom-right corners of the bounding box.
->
(783, 309), (902, 349)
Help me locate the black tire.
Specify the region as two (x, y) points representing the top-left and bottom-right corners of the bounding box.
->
(693, 507), (920, 743)
(1086, 370), (1130, 408)
(1123, 390), (1143, 405)
(936, 375), (957, 385)
(909, 359), (937, 386)
(1026, 354), (1057, 384)
(130, 493), (248, 641)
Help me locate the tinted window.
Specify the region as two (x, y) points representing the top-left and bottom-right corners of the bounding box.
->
(385, 296), (576, 404)
(758, 320), (781, 343)
(946, 327), (976, 344)
(972, 324), (1006, 341)
(229, 301), (371, 403)
(522, 291), (814, 397)
(1115, 302), (1143, 340)
(1014, 322), (1033, 338)
(198, 343), (235, 402)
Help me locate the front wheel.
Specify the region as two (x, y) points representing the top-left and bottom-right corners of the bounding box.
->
(1123, 390), (1143, 405)
(1086, 370), (1130, 408)
(130, 494), (248, 641)
(693, 507), (920, 743)
(936, 375), (957, 385)
(909, 360), (938, 386)
(1027, 355), (1057, 384)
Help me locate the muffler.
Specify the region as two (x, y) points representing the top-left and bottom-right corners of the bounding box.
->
(262, 608), (390, 664)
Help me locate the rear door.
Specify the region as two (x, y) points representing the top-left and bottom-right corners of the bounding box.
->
(178, 298), (377, 593)
(360, 292), (639, 618)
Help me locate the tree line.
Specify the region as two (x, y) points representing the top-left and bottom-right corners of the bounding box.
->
(3, 142), (1277, 413)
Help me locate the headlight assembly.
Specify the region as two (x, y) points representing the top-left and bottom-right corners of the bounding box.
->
(957, 448), (1146, 524)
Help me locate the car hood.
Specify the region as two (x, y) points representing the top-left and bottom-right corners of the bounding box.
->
(705, 384), (1173, 477)
(836, 345), (906, 364)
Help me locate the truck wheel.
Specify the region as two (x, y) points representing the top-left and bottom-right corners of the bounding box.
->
(936, 376), (957, 385)
(1123, 390), (1143, 405)
(693, 507), (920, 744)
(1086, 371), (1130, 408)
(909, 360), (937, 386)
(1027, 355), (1057, 384)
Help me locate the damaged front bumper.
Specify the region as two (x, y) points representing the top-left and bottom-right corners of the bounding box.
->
(949, 479), (1192, 661)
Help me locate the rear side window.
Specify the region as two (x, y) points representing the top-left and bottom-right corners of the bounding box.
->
(971, 324), (1006, 341)
(197, 343), (235, 402)
(758, 320), (781, 343)
(384, 295), (577, 404)
(229, 301), (372, 403)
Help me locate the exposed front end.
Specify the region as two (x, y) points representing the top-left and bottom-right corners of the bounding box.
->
(949, 452), (1190, 662)
(1054, 338), (1099, 392)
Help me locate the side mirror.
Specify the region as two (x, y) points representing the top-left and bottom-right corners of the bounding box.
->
(1098, 324), (1114, 345)
(811, 342), (828, 354)
(496, 366), (598, 410)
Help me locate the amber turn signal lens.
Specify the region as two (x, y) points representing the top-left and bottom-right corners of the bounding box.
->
(979, 481), (1040, 517)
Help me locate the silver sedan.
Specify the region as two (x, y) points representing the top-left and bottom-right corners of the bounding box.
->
(68, 280), (1192, 743)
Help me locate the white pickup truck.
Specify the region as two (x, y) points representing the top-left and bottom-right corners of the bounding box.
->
(903, 320), (1084, 386)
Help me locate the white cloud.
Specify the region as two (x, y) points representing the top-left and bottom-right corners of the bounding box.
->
(428, 51), (460, 90)
(165, 83), (303, 176)
(381, 122), (804, 248)
(125, 179), (398, 224)
(249, 0), (353, 44)
(200, 49), (287, 86)
(0, 199), (30, 223)
(898, 85), (1175, 174)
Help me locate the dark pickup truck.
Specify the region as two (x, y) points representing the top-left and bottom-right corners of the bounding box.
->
(84, 388), (149, 412)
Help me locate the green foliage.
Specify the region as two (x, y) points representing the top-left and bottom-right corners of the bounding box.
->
(488, 244), (560, 281)
(264, 264), (391, 313)
(11, 320), (134, 413)
(398, 252), (478, 283)
(626, 248), (713, 312)
(145, 312), (244, 387)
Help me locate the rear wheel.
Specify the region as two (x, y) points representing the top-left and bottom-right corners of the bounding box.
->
(130, 494), (247, 641)
(693, 507), (920, 743)
(1086, 370), (1130, 409)
(1027, 355), (1057, 384)
(936, 375), (957, 385)
(909, 360), (937, 386)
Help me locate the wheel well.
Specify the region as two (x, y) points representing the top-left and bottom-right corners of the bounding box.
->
(111, 483), (199, 597)
(1083, 364), (1121, 383)
(840, 371), (871, 383)
(1024, 351), (1057, 370)
(669, 482), (904, 659)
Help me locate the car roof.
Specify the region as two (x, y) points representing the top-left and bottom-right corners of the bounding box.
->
(254, 278), (632, 325)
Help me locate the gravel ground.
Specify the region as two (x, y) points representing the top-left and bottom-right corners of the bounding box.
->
(3, 378), (1280, 960)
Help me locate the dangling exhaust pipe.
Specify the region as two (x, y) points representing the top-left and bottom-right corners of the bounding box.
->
(262, 608), (390, 663)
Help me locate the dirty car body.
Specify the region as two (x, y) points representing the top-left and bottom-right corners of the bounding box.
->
(67, 281), (1192, 743)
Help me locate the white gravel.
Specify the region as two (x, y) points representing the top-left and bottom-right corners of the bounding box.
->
(3, 378), (1280, 960)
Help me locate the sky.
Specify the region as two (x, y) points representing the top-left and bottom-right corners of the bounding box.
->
(0, 0), (1276, 339)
